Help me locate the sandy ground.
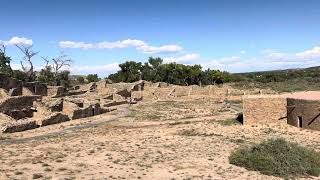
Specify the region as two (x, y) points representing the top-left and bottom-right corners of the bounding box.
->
(1, 97), (320, 180)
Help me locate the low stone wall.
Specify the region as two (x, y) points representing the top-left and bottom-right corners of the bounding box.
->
(287, 98), (320, 131)
(0, 96), (41, 113)
(37, 112), (70, 126)
(2, 119), (38, 133)
(47, 86), (66, 97)
(23, 82), (47, 96)
(243, 95), (287, 125)
(103, 100), (128, 107)
(63, 100), (102, 120)
(0, 74), (22, 96)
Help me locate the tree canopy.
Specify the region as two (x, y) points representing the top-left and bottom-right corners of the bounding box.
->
(108, 57), (232, 86)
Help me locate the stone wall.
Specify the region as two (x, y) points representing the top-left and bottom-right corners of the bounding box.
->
(243, 95), (287, 125)
(63, 100), (102, 120)
(287, 98), (320, 131)
(37, 112), (70, 126)
(22, 82), (47, 96)
(0, 74), (22, 96)
(2, 119), (38, 133)
(47, 86), (66, 97)
(0, 96), (41, 113)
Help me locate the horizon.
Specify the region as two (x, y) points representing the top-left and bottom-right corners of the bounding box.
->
(1, 0), (320, 77)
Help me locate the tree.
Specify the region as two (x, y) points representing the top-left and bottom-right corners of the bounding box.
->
(108, 57), (233, 85)
(0, 45), (13, 75)
(76, 76), (85, 84)
(37, 53), (72, 86)
(87, 74), (99, 83)
(16, 45), (38, 81)
(51, 52), (72, 76)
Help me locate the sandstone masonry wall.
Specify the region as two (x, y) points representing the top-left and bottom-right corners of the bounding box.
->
(243, 95), (287, 125)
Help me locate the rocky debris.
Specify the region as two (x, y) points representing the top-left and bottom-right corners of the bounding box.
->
(1, 119), (38, 133)
(0, 113), (16, 130)
(37, 112), (70, 126)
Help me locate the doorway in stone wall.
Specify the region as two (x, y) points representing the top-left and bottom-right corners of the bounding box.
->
(298, 116), (303, 128)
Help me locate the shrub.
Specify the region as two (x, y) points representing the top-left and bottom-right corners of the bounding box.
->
(229, 138), (320, 178)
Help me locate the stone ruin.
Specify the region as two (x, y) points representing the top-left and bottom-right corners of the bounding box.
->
(0, 73), (274, 133)
(0, 76), (147, 133)
(242, 91), (320, 131)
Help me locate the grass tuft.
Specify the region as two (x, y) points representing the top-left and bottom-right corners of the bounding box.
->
(229, 138), (320, 178)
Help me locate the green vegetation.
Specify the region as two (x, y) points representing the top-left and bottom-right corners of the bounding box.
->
(229, 138), (320, 178)
(2, 42), (320, 90)
(86, 74), (100, 83)
(232, 66), (320, 92)
(108, 57), (232, 85)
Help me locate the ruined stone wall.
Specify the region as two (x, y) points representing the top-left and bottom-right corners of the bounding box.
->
(63, 100), (102, 120)
(287, 98), (320, 131)
(243, 95), (287, 125)
(37, 112), (70, 126)
(47, 86), (66, 97)
(2, 119), (38, 133)
(0, 74), (22, 96)
(23, 82), (47, 96)
(0, 96), (41, 113)
(33, 99), (63, 119)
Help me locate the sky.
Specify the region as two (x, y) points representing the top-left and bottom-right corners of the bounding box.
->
(1, 0), (320, 77)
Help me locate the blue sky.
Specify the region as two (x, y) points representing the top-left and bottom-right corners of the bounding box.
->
(1, 0), (320, 76)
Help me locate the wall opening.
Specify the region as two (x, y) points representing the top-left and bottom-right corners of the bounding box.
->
(298, 116), (303, 128)
(33, 86), (36, 94)
(92, 107), (95, 116)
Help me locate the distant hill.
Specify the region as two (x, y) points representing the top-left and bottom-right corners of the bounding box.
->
(230, 66), (320, 93)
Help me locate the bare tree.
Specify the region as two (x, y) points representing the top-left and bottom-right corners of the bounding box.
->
(15, 44), (39, 80)
(41, 56), (51, 69)
(52, 51), (72, 75)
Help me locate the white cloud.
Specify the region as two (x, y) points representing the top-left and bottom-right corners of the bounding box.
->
(59, 41), (93, 49)
(296, 47), (320, 59)
(60, 39), (182, 54)
(137, 44), (182, 54)
(97, 39), (146, 49)
(203, 46), (320, 73)
(240, 50), (246, 54)
(163, 53), (200, 64)
(70, 63), (120, 75)
(0, 36), (33, 46)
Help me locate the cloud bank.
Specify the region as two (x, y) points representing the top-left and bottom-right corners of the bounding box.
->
(0, 37), (33, 46)
(59, 39), (182, 54)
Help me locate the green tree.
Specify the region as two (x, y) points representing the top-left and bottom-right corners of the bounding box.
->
(76, 76), (85, 84)
(0, 45), (13, 75)
(87, 74), (99, 83)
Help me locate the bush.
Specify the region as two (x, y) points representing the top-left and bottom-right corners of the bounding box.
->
(87, 74), (99, 83)
(229, 138), (320, 178)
